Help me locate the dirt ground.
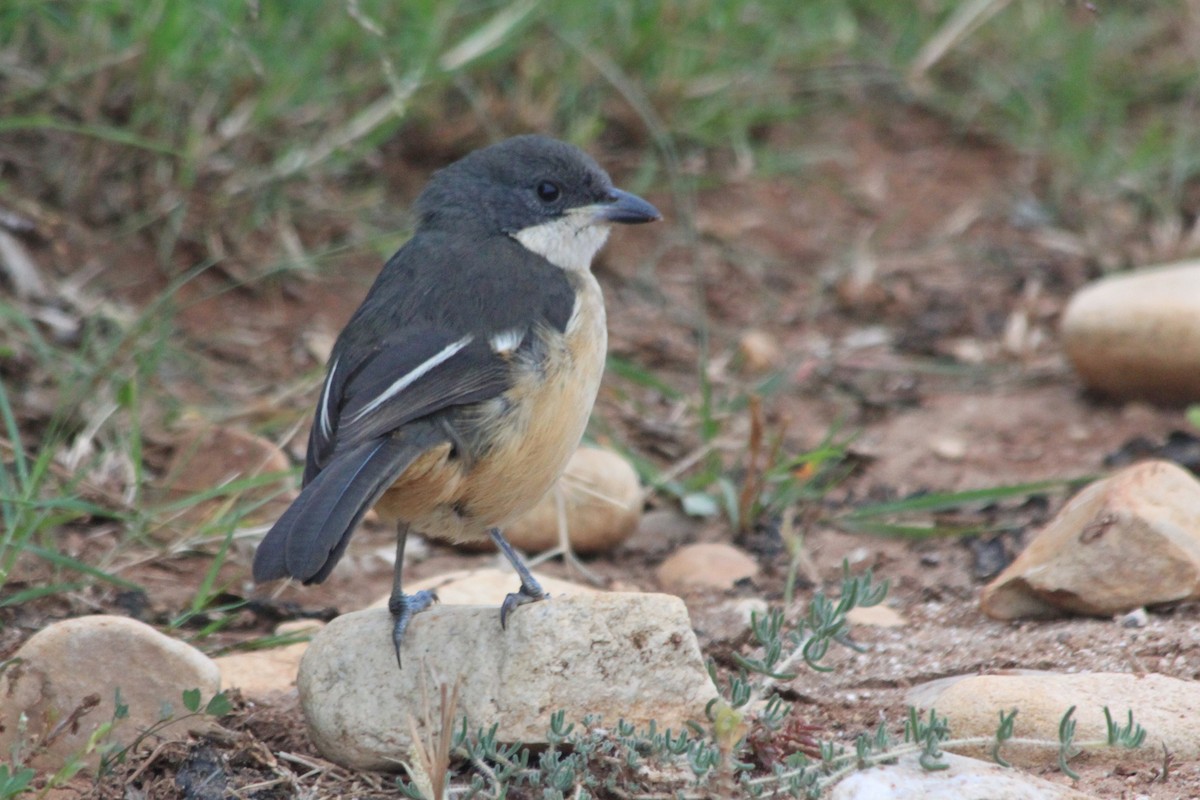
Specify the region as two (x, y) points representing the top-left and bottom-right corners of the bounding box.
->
(4, 104), (1200, 798)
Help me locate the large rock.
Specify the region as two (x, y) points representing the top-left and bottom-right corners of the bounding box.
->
(502, 446), (643, 555)
(299, 593), (717, 770)
(831, 751), (1098, 800)
(1061, 261), (1200, 403)
(907, 671), (1200, 766)
(981, 460), (1200, 619)
(0, 616), (221, 771)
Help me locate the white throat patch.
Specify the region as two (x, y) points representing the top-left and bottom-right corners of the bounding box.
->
(511, 209), (611, 272)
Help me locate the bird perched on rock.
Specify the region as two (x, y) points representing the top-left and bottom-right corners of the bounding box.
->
(253, 135), (661, 666)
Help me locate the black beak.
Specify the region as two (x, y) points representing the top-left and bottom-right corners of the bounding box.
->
(596, 188), (662, 225)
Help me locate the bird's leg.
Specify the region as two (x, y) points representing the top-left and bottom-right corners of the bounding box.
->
(490, 527), (549, 628)
(387, 522), (437, 668)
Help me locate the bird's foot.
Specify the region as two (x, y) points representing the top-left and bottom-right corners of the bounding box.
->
(388, 589), (438, 668)
(499, 580), (548, 629)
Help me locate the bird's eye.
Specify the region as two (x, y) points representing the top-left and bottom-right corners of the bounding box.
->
(536, 181), (561, 203)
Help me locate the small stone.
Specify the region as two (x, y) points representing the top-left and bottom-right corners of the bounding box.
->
(737, 329), (782, 373)
(1061, 261), (1200, 403)
(929, 435), (967, 462)
(299, 594), (717, 770)
(214, 621), (324, 698)
(0, 616), (222, 772)
(846, 605), (907, 628)
(655, 542), (759, 591)
(369, 568), (600, 609)
(620, 508), (695, 558)
(1119, 607), (1149, 628)
(690, 597), (770, 643)
(503, 447), (642, 555)
(981, 460), (1200, 619)
(907, 671), (1200, 766)
(831, 751), (1099, 800)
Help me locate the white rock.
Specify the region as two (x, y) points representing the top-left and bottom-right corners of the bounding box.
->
(831, 751), (1099, 800)
(981, 460), (1200, 619)
(907, 671), (1200, 765)
(656, 542), (759, 591)
(503, 447), (642, 555)
(1061, 261), (1200, 403)
(369, 567), (600, 609)
(299, 593), (717, 770)
(0, 615), (221, 772)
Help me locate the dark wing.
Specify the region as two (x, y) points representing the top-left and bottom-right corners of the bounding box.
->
(303, 330), (510, 483)
(254, 434), (441, 584)
(256, 232), (577, 586)
(259, 333), (513, 586)
(302, 231), (576, 484)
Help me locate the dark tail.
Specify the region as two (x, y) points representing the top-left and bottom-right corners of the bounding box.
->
(253, 437), (428, 585)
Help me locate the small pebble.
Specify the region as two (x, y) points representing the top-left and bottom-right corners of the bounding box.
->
(737, 329), (782, 373)
(656, 542), (759, 591)
(1119, 607), (1148, 628)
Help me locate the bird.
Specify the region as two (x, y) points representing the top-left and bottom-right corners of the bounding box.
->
(253, 134), (661, 666)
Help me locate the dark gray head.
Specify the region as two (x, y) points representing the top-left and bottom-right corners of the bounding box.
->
(415, 135), (660, 270)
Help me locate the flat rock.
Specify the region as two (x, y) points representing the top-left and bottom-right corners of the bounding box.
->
(214, 621), (323, 698)
(907, 671), (1200, 765)
(503, 446), (643, 555)
(0, 615), (221, 772)
(369, 567), (601, 609)
(831, 751), (1098, 800)
(299, 593), (717, 770)
(656, 542), (759, 591)
(1061, 261), (1200, 403)
(981, 460), (1200, 619)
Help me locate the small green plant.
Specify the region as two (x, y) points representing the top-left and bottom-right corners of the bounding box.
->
(0, 765), (35, 800)
(99, 688), (233, 775)
(2, 687), (232, 796)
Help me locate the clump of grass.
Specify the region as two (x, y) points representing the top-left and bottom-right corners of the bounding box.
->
(5, 1), (1198, 238)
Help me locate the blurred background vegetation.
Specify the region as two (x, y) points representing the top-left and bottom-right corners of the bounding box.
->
(2, 0), (1199, 599)
(4, 0), (1198, 241)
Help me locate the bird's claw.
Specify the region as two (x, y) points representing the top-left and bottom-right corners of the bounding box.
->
(499, 585), (549, 629)
(389, 589), (438, 668)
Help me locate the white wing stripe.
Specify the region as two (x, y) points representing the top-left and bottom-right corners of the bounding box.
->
(318, 355), (340, 439)
(345, 335), (473, 425)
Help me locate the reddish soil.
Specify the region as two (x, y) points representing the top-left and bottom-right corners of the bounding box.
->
(3, 103), (1199, 798)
